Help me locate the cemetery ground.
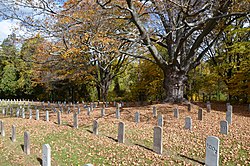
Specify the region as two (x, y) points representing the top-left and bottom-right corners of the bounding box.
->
(0, 102), (249, 165)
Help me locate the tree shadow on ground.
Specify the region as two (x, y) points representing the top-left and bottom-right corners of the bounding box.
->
(178, 154), (205, 165)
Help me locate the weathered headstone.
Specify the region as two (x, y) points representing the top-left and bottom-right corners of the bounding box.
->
(45, 111), (49, 122)
(206, 102), (211, 113)
(205, 136), (220, 166)
(174, 108), (179, 118)
(10, 107), (13, 116)
(226, 105), (232, 124)
(157, 114), (164, 127)
(36, 109), (39, 120)
(2, 108), (5, 115)
(24, 131), (30, 155)
(153, 106), (157, 117)
(0, 120), (5, 137)
(67, 107), (70, 114)
(118, 122), (125, 143)
(87, 107), (91, 116)
(153, 126), (163, 154)
(185, 117), (192, 130)
(22, 108), (25, 119)
(29, 109), (32, 119)
(198, 108), (203, 120)
(220, 120), (228, 135)
(116, 109), (120, 119)
(135, 112), (140, 124)
(57, 111), (61, 125)
(73, 112), (78, 129)
(42, 144), (51, 166)
(77, 107), (81, 114)
(12, 125), (16, 142)
(101, 108), (105, 117)
(188, 103), (191, 112)
(93, 120), (98, 135)
(16, 108), (20, 117)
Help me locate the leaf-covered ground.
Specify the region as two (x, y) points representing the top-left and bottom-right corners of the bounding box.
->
(0, 102), (249, 165)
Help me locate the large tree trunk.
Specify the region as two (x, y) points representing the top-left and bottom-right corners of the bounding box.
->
(163, 68), (187, 103)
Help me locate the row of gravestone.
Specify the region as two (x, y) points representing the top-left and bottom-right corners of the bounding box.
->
(1, 102), (234, 134)
(0, 120), (51, 166)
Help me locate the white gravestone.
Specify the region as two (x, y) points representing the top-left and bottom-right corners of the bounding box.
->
(157, 114), (163, 127)
(205, 136), (220, 166)
(185, 117), (192, 130)
(42, 144), (51, 166)
(226, 105), (232, 124)
(220, 120), (228, 135)
(153, 126), (163, 154)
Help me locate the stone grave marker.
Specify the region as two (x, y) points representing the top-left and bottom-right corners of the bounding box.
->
(153, 126), (163, 154)
(12, 125), (16, 142)
(36, 109), (39, 120)
(73, 112), (78, 129)
(226, 105), (232, 124)
(57, 111), (61, 125)
(16, 108), (20, 117)
(206, 102), (211, 113)
(118, 122), (125, 143)
(116, 109), (120, 119)
(77, 107), (80, 114)
(2, 108), (5, 116)
(220, 120), (228, 135)
(205, 136), (220, 166)
(101, 108), (105, 117)
(67, 107), (70, 114)
(42, 144), (51, 166)
(87, 107), (91, 116)
(185, 117), (192, 130)
(135, 112), (140, 124)
(24, 131), (30, 155)
(1, 120), (5, 137)
(45, 111), (49, 122)
(29, 109), (32, 119)
(198, 108), (203, 120)
(188, 103), (191, 112)
(153, 106), (157, 117)
(174, 108), (179, 118)
(22, 108), (25, 119)
(93, 120), (98, 135)
(157, 114), (164, 127)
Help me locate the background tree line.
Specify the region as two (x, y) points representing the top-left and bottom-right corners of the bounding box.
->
(0, 0), (249, 103)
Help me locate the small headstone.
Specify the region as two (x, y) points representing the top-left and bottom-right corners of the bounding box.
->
(153, 126), (163, 154)
(135, 112), (140, 124)
(220, 120), (228, 135)
(205, 136), (220, 166)
(45, 111), (49, 122)
(116, 109), (120, 119)
(2, 108), (5, 115)
(188, 104), (191, 112)
(57, 111), (61, 125)
(226, 105), (232, 124)
(77, 107), (80, 114)
(185, 117), (192, 130)
(0, 121), (5, 137)
(22, 108), (25, 119)
(73, 112), (78, 129)
(67, 107), (70, 114)
(12, 125), (16, 142)
(87, 107), (91, 116)
(42, 144), (51, 166)
(10, 107), (13, 116)
(24, 131), (30, 155)
(16, 108), (20, 117)
(93, 120), (98, 135)
(206, 102), (211, 113)
(198, 108), (203, 120)
(157, 114), (163, 127)
(153, 106), (157, 117)
(29, 109), (32, 119)
(174, 108), (179, 118)
(118, 122), (125, 143)
(101, 108), (105, 117)
(36, 109), (39, 120)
